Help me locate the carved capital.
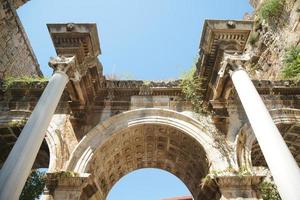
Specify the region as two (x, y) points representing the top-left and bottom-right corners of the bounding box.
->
(216, 175), (264, 200)
(48, 56), (82, 81)
(43, 172), (93, 199)
(219, 53), (251, 77)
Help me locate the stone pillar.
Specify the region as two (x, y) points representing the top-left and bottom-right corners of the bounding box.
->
(230, 67), (300, 200)
(0, 56), (76, 200)
(41, 172), (102, 200)
(216, 176), (263, 200)
(43, 173), (87, 200)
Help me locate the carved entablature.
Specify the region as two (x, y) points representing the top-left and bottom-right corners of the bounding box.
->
(47, 23), (101, 64)
(196, 20), (253, 102)
(47, 23), (103, 106)
(98, 80), (182, 97)
(103, 80), (143, 89)
(100, 80), (181, 90)
(195, 20), (253, 134)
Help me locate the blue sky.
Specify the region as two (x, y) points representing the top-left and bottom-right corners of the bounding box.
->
(106, 169), (191, 200)
(18, 0), (252, 80)
(18, 1), (252, 199)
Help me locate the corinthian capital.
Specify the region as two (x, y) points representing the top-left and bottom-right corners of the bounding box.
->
(48, 56), (82, 81)
(223, 52), (250, 65)
(218, 53), (251, 77)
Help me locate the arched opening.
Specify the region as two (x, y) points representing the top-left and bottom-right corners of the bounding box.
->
(251, 122), (300, 167)
(106, 168), (192, 200)
(68, 109), (230, 200)
(235, 108), (300, 169)
(84, 124), (219, 200)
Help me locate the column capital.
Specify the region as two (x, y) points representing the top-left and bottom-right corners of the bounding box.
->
(49, 56), (83, 81)
(215, 175), (264, 200)
(216, 175), (263, 188)
(219, 53), (250, 77)
(43, 172), (93, 200)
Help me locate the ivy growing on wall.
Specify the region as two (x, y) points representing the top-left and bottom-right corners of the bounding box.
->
(259, 0), (284, 23)
(248, 31), (260, 46)
(259, 181), (281, 200)
(179, 65), (206, 113)
(2, 76), (48, 90)
(281, 45), (300, 82)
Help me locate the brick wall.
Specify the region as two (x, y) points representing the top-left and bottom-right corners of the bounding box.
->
(0, 0), (42, 79)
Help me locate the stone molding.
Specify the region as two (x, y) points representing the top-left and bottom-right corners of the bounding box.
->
(216, 175), (263, 188)
(43, 172), (92, 200)
(101, 80), (181, 89)
(216, 175), (264, 200)
(45, 114), (77, 172)
(47, 23), (100, 65)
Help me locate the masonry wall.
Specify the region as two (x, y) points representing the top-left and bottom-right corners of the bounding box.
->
(0, 0), (42, 79)
(245, 0), (300, 80)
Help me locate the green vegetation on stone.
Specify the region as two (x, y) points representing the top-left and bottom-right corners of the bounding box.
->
(259, 0), (284, 23)
(54, 171), (79, 178)
(259, 181), (281, 200)
(8, 119), (27, 127)
(248, 32), (259, 46)
(20, 170), (45, 200)
(2, 76), (48, 90)
(179, 65), (205, 113)
(281, 45), (300, 82)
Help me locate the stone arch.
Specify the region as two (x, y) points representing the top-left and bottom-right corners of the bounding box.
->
(236, 108), (300, 168)
(45, 114), (77, 172)
(45, 116), (64, 172)
(67, 109), (232, 199)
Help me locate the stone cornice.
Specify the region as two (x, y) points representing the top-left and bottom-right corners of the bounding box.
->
(101, 80), (181, 89)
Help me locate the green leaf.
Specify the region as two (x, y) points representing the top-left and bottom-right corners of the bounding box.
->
(20, 170), (45, 200)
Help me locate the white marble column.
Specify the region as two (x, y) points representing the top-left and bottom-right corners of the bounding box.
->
(0, 57), (75, 200)
(231, 68), (300, 200)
